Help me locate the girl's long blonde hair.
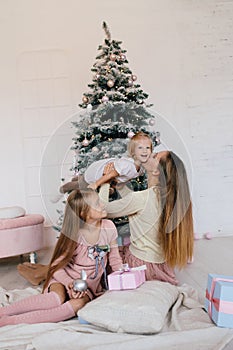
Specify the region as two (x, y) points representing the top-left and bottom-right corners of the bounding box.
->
(157, 152), (194, 268)
(43, 188), (94, 291)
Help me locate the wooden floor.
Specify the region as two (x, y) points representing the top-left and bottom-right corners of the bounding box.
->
(0, 246), (53, 291)
(1, 236), (233, 304)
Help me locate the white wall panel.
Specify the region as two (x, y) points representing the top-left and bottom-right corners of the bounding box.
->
(0, 0), (232, 236)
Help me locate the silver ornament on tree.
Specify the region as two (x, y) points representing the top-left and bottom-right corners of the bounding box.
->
(149, 118), (155, 126)
(73, 270), (88, 292)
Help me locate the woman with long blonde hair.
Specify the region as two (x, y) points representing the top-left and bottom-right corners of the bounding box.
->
(156, 151), (193, 269)
(100, 150), (194, 284)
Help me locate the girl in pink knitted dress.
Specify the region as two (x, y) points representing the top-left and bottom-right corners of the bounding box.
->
(0, 189), (122, 326)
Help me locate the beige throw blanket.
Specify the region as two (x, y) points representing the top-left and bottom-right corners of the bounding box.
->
(0, 284), (233, 350)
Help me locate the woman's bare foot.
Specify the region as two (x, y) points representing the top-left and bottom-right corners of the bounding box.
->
(17, 263), (49, 286)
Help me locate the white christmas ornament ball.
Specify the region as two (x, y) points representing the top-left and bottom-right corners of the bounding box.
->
(92, 146), (99, 153)
(82, 138), (89, 146)
(132, 75), (137, 81)
(128, 79), (133, 86)
(127, 131), (135, 138)
(87, 104), (92, 111)
(120, 54), (126, 61)
(107, 79), (114, 88)
(103, 153), (109, 158)
(110, 53), (116, 61)
(102, 95), (109, 103)
(149, 118), (155, 126)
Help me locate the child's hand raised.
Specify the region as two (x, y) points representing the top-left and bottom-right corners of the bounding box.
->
(103, 162), (115, 175)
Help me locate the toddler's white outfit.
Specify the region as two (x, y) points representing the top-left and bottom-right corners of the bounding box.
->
(84, 157), (144, 184)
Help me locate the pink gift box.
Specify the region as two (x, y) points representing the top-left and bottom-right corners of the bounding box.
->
(108, 267), (146, 290)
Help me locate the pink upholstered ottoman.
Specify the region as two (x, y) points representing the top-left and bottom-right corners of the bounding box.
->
(0, 214), (44, 261)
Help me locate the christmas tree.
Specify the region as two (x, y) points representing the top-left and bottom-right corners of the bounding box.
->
(55, 22), (160, 235)
(71, 22), (160, 191)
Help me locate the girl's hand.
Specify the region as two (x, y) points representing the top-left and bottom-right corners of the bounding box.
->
(72, 290), (87, 299)
(68, 282), (87, 299)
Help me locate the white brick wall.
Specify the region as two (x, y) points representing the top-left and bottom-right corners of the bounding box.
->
(0, 0), (232, 237)
(178, 1), (233, 235)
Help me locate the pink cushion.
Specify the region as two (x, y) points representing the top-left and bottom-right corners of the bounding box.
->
(0, 214), (44, 230)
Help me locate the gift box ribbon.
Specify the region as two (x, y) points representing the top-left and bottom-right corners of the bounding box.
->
(119, 264), (147, 273)
(206, 277), (233, 316)
(211, 298), (233, 314)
